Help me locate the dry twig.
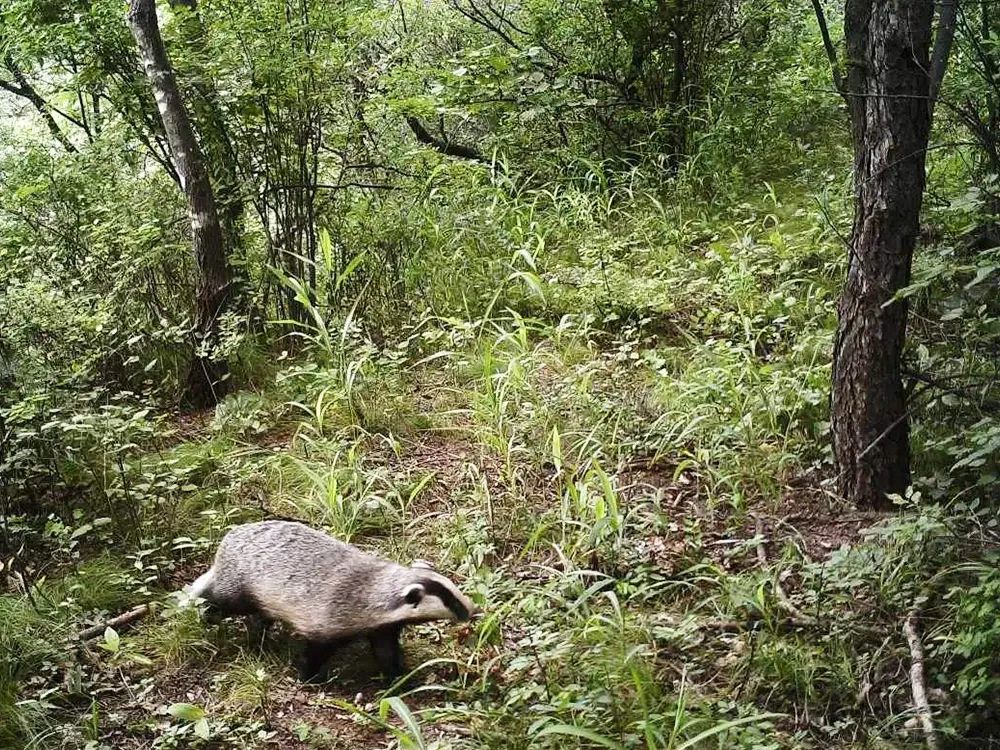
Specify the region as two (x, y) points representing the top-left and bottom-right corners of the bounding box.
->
(903, 610), (940, 750)
(753, 516), (818, 626)
(78, 604), (151, 642)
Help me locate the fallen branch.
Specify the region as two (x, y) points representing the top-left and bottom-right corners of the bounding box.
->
(79, 604), (151, 641)
(753, 516), (818, 626)
(405, 116), (489, 163)
(433, 723), (474, 738)
(903, 610), (940, 750)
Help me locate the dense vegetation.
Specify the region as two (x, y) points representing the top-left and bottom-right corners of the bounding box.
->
(1, 0), (998, 748)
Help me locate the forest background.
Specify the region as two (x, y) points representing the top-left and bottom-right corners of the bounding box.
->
(1, 0), (999, 748)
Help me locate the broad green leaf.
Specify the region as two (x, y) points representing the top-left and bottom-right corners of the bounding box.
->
(535, 724), (626, 749)
(101, 627), (120, 653)
(673, 712), (784, 750)
(166, 703), (206, 722)
(193, 718), (210, 739)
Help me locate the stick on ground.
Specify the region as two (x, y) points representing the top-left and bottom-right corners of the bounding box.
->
(753, 516), (817, 626)
(78, 604), (151, 642)
(903, 610), (940, 750)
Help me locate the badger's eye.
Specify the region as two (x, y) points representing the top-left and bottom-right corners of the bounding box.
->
(402, 584), (424, 606)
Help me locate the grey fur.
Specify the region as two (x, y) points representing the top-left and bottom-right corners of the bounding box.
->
(187, 520), (477, 680)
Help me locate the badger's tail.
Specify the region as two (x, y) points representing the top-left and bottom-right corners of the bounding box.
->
(185, 567), (216, 601)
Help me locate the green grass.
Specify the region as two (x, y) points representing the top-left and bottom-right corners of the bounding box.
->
(0, 596), (61, 748)
(3, 178), (997, 749)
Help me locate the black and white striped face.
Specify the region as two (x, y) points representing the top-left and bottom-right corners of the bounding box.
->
(393, 570), (477, 624)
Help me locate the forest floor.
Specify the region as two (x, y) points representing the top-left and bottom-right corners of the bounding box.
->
(10, 189), (960, 749)
(75, 391), (882, 749)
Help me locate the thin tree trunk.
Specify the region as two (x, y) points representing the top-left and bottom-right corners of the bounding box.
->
(127, 0), (231, 407)
(831, 0), (935, 508)
(811, 0), (844, 95)
(929, 0), (958, 116)
(666, 3), (688, 172)
(166, 0), (247, 262)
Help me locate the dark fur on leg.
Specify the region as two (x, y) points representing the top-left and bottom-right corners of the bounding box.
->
(247, 613), (273, 651)
(299, 640), (339, 683)
(369, 624), (405, 681)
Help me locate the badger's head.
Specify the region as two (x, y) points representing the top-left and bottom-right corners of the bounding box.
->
(394, 568), (479, 624)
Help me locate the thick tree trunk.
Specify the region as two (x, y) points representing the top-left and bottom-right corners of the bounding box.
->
(127, 0), (231, 407)
(831, 0), (935, 508)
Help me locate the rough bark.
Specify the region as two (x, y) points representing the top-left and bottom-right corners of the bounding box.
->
(831, 0), (935, 508)
(128, 0), (231, 407)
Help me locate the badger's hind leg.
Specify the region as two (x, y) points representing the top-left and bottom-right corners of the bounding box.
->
(201, 592), (261, 632)
(299, 639), (342, 683)
(246, 613), (273, 651)
(369, 624), (405, 681)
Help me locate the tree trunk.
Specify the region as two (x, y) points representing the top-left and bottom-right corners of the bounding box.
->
(127, 0), (231, 407)
(166, 0), (247, 262)
(831, 0), (935, 508)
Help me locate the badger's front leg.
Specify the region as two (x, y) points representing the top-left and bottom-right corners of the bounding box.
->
(368, 624), (404, 680)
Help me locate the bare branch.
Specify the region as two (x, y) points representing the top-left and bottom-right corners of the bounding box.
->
(405, 116), (489, 163)
(79, 604), (151, 641)
(752, 515), (819, 626)
(903, 611), (941, 750)
(810, 0), (845, 99)
(273, 182), (398, 191)
(1, 56), (78, 153)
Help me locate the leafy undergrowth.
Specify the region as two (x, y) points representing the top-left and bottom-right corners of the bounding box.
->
(3, 184), (999, 749)
(0, 340), (976, 749)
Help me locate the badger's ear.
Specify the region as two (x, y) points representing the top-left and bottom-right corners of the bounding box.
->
(411, 559), (435, 570)
(402, 583), (424, 606)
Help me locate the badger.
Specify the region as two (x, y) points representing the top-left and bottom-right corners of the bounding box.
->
(186, 520), (477, 682)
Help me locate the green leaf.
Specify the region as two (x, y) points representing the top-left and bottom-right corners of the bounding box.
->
(166, 703), (206, 723)
(334, 251), (368, 293)
(193, 718), (210, 739)
(673, 712), (784, 750)
(535, 724), (626, 749)
(965, 264), (998, 289)
(101, 627), (120, 653)
(380, 697), (426, 750)
(319, 227), (334, 276)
